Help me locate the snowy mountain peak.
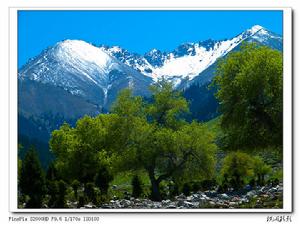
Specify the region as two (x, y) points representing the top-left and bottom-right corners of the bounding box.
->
(98, 25), (281, 87)
(248, 25), (264, 34)
(19, 25), (282, 98)
(54, 39), (113, 69)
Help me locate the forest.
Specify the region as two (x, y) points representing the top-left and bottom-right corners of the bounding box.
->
(18, 44), (283, 209)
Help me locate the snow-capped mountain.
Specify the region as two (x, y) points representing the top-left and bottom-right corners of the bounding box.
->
(101, 25), (282, 87)
(19, 40), (152, 107)
(18, 25), (282, 142)
(19, 25), (282, 110)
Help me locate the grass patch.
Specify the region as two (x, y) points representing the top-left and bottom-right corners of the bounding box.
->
(108, 170), (151, 199)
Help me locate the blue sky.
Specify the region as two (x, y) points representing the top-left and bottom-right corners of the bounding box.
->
(18, 10), (283, 68)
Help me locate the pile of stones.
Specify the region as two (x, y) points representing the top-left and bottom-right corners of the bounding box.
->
(78, 183), (283, 209)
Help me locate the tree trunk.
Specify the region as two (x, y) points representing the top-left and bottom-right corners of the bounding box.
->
(148, 170), (161, 201)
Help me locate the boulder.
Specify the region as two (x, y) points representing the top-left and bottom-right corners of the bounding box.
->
(166, 204), (177, 209)
(183, 201), (195, 208)
(219, 193), (230, 200)
(246, 190), (257, 198)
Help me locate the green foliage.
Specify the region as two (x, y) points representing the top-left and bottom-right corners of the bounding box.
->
(220, 152), (272, 190)
(49, 81), (217, 202)
(111, 88), (145, 119)
(268, 168), (283, 185)
(19, 147), (46, 208)
(213, 43), (283, 149)
(47, 180), (58, 208)
(111, 83), (216, 200)
(55, 180), (67, 208)
(77, 195), (85, 208)
(131, 175), (143, 198)
(50, 115), (115, 183)
(71, 179), (80, 199)
(95, 164), (113, 195)
(168, 181), (179, 198)
(252, 156), (272, 186)
(18, 144), (23, 181)
(46, 162), (58, 181)
(147, 80), (189, 129)
(182, 183), (191, 196)
(47, 180), (68, 208)
(84, 183), (96, 204)
(221, 152), (254, 190)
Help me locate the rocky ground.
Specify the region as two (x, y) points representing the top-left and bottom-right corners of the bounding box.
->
(72, 183), (283, 209)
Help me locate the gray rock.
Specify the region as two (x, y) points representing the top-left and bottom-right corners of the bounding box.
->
(231, 196), (240, 202)
(162, 199), (172, 206)
(177, 193), (186, 200)
(101, 204), (112, 209)
(219, 193), (230, 200)
(246, 190), (257, 198)
(190, 194), (202, 202)
(208, 201), (216, 207)
(166, 204), (177, 209)
(229, 202), (238, 207)
(269, 187), (278, 193)
(84, 203), (96, 209)
(240, 198), (249, 204)
(120, 199), (132, 207)
(259, 186), (268, 193)
(134, 198), (141, 203)
(183, 201), (195, 208)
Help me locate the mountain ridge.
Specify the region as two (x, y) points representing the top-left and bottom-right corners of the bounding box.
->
(99, 25), (282, 87)
(18, 24), (283, 141)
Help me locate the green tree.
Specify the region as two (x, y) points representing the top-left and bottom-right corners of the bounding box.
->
(47, 180), (58, 208)
(94, 164), (113, 195)
(213, 44), (283, 149)
(112, 84), (216, 201)
(84, 182), (96, 204)
(252, 156), (272, 186)
(131, 175), (143, 198)
(147, 80), (189, 129)
(50, 82), (217, 202)
(54, 180), (67, 208)
(77, 195), (86, 208)
(50, 115), (115, 184)
(18, 144), (23, 182)
(19, 147), (46, 208)
(46, 162), (58, 181)
(71, 179), (80, 199)
(220, 152), (254, 190)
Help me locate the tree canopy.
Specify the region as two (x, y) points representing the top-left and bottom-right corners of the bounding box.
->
(110, 82), (216, 200)
(50, 81), (217, 201)
(213, 44), (283, 149)
(19, 147), (46, 208)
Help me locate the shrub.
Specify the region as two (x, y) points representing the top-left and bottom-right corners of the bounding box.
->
(268, 168), (283, 185)
(220, 152), (254, 190)
(252, 156), (272, 186)
(95, 165), (113, 195)
(84, 182), (96, 204)
(54, 180), (67, 208)
(220, 152), (272, 190)
(168, 181), (179, 198)
(71, 180), (80, 199)
(77, 195), (85, 208)
(131, 175), (143, 198)
(182, 183), (191, 196)
(199, 179), (217, 191)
